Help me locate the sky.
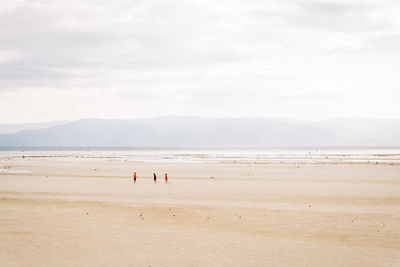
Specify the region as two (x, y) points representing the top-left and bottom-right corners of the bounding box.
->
(0, 0), (399, 123)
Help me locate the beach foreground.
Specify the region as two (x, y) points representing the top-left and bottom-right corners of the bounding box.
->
(1, 155), (400, 266)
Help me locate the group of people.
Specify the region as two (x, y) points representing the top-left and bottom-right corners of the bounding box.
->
(133, 172), (168, 183)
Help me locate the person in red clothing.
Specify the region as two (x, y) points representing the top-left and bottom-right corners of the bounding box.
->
(165, 173), (168, 183)
(153, 173), (157, 183)
(133, 172), (136, 183)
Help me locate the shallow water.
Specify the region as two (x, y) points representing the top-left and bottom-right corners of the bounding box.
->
(0, 147), (399, 164)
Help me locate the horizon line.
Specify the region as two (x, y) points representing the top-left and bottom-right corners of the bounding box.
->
(1, 115), (399, 125)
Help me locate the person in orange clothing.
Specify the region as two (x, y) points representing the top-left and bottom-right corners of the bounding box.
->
(133, 172), (136, 183)
(165, 173), (168, 183)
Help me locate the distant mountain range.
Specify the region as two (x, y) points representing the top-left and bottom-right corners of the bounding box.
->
(0, 117), (399, 147)
(0, 121), (67, 134)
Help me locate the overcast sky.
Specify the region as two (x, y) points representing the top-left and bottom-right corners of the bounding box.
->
(0, 0), (399, 123)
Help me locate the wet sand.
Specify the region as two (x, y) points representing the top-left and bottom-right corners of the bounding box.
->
(1, 158), (400, 266)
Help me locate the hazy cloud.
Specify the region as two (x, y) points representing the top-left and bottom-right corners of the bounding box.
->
(0, 0), (399, 122)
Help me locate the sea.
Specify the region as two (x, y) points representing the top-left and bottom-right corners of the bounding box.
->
(0, 147), (399, 164)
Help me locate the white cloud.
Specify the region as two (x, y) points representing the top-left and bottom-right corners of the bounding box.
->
(0, 0), (399, 123)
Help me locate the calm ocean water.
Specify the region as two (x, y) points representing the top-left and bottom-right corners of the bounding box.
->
(0, 147), (399, 164)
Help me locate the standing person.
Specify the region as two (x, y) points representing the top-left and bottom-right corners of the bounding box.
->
(165, 173), (168, 183)
(133, 172), (136, 183)
(153, 173), (157, 183)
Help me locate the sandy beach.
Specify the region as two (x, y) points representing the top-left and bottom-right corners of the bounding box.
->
(1, 151), (400, 266)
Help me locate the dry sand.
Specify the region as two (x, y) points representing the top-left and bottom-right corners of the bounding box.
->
(1, 157), (400, 266)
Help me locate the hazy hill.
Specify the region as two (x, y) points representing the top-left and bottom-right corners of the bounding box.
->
(0, 117), (399, 147)
(0, 121), (67, 134)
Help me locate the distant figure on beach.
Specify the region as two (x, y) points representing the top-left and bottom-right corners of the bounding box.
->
(165, 173), (168, 183)
(153, 173), (157, 183)
(133, 172), (136, 183)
